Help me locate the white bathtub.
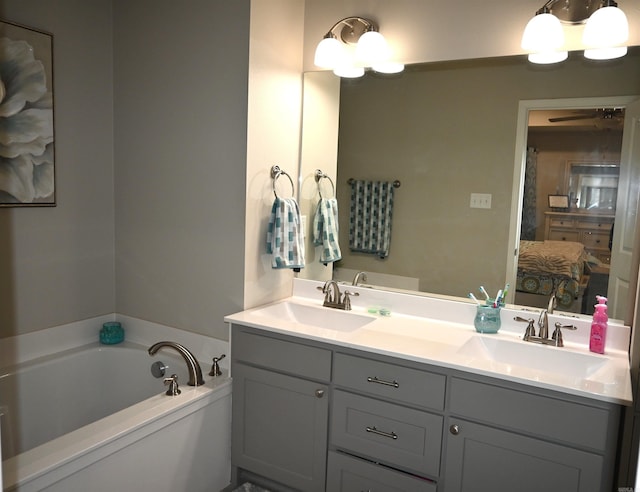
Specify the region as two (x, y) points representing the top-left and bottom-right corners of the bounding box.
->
(1, 340), (232, 492)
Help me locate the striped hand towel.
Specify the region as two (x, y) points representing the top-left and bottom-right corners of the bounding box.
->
(313, 197), (342, 265)
(266, 197), (305, 270)
(349, 180), (394, 258)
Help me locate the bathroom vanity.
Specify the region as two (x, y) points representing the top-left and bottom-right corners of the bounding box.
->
(226, 282), (631, 492)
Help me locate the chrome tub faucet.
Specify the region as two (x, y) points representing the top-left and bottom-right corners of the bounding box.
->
(148, 341), (205, 386)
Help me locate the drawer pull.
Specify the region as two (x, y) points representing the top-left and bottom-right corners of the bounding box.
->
(315, 389), (325, 398)
(367, 376), (399, 388)
(450, 424), (460, 435)
(366, 426), (398, 440)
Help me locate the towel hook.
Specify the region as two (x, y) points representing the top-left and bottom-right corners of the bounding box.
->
(314, 169), (336, 199)
(271, 165), (295, 199)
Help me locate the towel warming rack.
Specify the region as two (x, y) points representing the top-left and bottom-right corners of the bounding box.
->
(270, 165), (295, 199)
(315, 169), (336, 199)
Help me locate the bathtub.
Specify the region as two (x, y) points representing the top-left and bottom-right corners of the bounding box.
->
(1, 340), (232, 492)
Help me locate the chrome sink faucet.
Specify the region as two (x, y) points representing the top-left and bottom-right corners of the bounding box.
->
(148, 341), (205, 386)
(317, 280), (359, 310)
(352, 271), (368, 286)
(514, 316), (577, 347)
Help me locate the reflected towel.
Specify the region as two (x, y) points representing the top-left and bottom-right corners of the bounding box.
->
(313, 197), (342, 265)
(349, 180), (394, 258)
(266, 197), (305, 270)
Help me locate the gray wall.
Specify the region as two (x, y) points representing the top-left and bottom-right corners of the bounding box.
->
(0, 1), (249, 341)
(113, 1), (249, 340)
(0, 1), (115, 337)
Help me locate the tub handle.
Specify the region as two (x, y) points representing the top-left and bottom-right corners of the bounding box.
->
(209, 354), (226, 377)
(151, 361), (168, 378)
(164, 374), (181, 396)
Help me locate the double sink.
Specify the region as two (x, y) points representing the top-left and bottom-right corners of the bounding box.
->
(245, 299), (630, 404)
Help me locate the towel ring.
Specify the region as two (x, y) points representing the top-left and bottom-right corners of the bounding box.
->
(270, 165), (295, 199)
(315, 169), (335, 199)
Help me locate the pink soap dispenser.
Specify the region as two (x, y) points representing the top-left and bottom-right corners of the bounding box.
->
(589, 295), (608, 354)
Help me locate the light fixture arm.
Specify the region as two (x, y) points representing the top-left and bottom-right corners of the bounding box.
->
(322, 16), (379, 45)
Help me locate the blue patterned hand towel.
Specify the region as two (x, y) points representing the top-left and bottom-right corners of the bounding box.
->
(349, 180), (394, 258)
(313, 197), (342, 265)
(266, 197), (305, 270)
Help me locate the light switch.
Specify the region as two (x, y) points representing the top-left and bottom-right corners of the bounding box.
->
(470, 193), (492, 209)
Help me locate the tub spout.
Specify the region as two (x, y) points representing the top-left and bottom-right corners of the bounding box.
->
(148, 341), (205, 386)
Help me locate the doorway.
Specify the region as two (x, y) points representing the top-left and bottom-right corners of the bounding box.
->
(506, 95), (639, 320)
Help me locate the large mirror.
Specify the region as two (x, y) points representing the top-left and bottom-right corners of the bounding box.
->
(298, 47), (640, 322)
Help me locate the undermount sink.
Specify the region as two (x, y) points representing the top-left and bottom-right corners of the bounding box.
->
(456, 336), (609, 380)
(251, 301), (375, 331)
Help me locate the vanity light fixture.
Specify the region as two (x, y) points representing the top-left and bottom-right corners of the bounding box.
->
(313, 16), (404, 78)
(522, 0), (629, 64)
(582, 0), (629, 60)
(521, 6), (568, 64)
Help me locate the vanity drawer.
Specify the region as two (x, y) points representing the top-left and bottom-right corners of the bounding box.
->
(333, 352), (446, 410)
(331, 389), (443, 476)
(326, 451), (437, 492)
(577, 220), (613, 232)
(582, 231), (610, 249)
(547, 229), (580, 242)
(548, 218), (576, 229)
(449, 377), (616, 451)
(232, 327), (331, 381)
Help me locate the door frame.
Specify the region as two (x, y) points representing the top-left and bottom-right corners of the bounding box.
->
(506, 95), (638, 312)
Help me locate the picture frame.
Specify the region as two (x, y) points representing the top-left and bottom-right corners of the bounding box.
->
(0, 20), (55, 207)
(548, 194), (570, 210)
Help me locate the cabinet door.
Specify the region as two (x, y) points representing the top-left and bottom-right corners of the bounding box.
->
(232, 364), (329, 492)
(443, 419), (603, 492)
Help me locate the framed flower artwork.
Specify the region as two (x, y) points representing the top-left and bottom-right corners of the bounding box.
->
(0, 20), (55, 207)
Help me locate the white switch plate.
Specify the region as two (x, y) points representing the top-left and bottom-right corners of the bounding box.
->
(470, 193), (492, 209)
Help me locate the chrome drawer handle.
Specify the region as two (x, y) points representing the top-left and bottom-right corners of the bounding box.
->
(366, 426), (398, 440)
(367, 376), (399, 388)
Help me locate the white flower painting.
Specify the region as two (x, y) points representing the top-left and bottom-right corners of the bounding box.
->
(0, 21), (54, 206)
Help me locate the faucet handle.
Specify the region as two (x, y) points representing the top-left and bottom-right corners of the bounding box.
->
(551, 323), (577, 347)
(163, 374), (181, 396)
(209, 353), (226, 377)
(342, 290), (359, 310)
(514, 316), (536, 340)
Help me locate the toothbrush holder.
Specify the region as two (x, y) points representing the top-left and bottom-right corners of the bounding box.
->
(474, 304), (501, 334)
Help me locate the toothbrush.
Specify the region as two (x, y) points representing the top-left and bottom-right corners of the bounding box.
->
(468, 293), (481, 305)
(502, 283), (510, 302)
(494, 289), (503, 307)
(479, 286), (490, 300)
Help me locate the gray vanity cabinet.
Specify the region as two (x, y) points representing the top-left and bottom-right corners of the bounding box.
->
(231, 327), (331, 492)
(443, 377), (620, 492)
(230, 325), (622, 492)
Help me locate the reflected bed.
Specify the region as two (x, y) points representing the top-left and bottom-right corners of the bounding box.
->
(516, 240), (589, 308)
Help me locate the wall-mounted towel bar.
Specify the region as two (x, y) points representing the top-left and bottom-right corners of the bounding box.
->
(348, 178), (401, 188)
(315, 169), (335, 199)
(270, 165), (294, 199)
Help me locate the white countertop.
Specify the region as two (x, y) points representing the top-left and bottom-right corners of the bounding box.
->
(225, 284), (632, 406)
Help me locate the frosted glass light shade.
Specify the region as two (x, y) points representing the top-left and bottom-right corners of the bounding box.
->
(314, 36), (342, 69)
(521, 12), (565, 52)
(528, 50), (568, 64)
(355, 31), (391, 65)
(583, 5), (629, 60)
(372, 61), (405, 74)
(583, 6), (629, 46)
(584, 46), (627, 60)
(333, 65), (365, 78)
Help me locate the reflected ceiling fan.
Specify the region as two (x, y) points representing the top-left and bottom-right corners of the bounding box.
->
(548, 108), (625, 123)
